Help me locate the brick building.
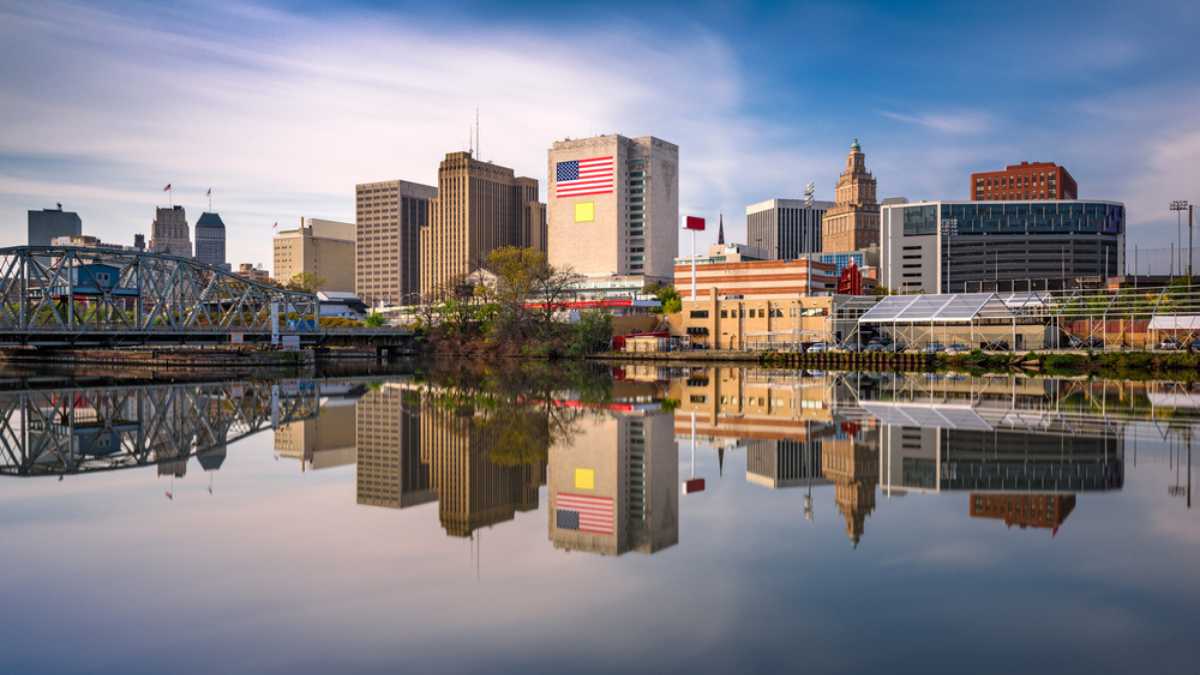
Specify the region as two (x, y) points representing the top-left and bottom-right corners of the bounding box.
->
(971, 162), (1077, 201)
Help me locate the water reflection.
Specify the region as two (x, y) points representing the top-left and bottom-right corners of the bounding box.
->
(1, 366), (1195, 553)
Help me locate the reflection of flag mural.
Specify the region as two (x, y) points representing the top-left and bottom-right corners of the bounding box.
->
(556, 492), (614, 535)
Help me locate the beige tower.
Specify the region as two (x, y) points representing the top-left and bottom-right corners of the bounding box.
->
(149, 206), (192, 258)
(355, 180), (436, 307)
(547, 135), (678, 281)
(419, 152), (543, 298)
(821, 139), (880, 253)
(273, 218), (356, 292)
(821, 436), (879, 547)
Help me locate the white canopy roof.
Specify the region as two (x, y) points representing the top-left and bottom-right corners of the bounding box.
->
(858, 292), (1014, 324)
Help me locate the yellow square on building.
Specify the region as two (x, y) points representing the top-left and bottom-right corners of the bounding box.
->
(574, 201), (595, 223)
(574, 468), (595, 490)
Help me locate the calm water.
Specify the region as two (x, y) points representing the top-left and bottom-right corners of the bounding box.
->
(1, 363), (1198, 675)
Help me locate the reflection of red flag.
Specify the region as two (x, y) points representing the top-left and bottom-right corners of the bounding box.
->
(162, 183), (172, 192)
(272, 221), (278, 229)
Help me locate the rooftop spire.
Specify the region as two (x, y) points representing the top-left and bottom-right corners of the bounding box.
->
(717, 213), (725, 245)
(851, 137), (861, 151)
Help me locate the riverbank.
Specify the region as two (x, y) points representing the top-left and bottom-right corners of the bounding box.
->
(593, 348), (1200, 379)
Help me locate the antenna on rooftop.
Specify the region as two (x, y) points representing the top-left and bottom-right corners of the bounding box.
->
(475, 106), (480, 161)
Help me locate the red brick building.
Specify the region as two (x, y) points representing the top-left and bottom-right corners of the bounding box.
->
(971, 161), (1077, 201)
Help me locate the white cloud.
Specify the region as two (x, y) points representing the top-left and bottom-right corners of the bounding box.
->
(880, 109), (994, 135)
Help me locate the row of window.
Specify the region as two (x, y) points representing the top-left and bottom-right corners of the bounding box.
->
(901, 202), (1124, 236)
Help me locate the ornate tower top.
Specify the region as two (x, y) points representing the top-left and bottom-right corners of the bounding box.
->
(851, 138), (861, 151)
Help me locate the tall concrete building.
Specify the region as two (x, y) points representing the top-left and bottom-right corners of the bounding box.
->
(274, 217), (356, 292)
(548, 409), (678, 556)
(355, 180), (436, 307)
(149, 205), (192, 257)
(419, 152), (542, 298)
(27, 205), (82, 246)
(547, 135), (679, 281)
(275, 400), (357, 472)
(822, 139), (879, 252)
(355, 384), (434, 509)
(193, 212), (227, 269)
(746, 198), (835, 259)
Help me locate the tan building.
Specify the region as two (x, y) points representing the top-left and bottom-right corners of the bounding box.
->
(273, 217), (356, 292)
(672, 295), (856, 350)
(670, 367), (840, 440)
(419, 152), (542, 298)
(822, 139), (879, 252)
(821, 435), (878, 547)
(274, 399), (357, 471)
(548, 408), (677, 556)
(548, 134), (678, 281)
(356, 179), (437, 307)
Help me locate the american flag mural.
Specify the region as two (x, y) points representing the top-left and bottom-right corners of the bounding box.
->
(556, 492), (614, 535)
(555, 156), (615, 198)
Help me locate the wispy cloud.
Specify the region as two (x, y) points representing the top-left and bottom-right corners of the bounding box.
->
(879, 110), (995, 135)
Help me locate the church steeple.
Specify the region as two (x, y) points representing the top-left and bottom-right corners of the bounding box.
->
(717, 213), (725, 245)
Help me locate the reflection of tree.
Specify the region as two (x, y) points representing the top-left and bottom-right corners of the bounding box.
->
(417, 359), (615, 468)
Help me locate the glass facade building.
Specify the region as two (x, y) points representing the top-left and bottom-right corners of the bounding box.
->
(883, 200), (1125, 294)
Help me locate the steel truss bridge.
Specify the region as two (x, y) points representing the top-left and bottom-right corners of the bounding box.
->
(0, 246), (319, 345)
(0, 380), (322, 477)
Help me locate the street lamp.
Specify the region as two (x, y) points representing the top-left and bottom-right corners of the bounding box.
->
(1171, 201), (1192, 281)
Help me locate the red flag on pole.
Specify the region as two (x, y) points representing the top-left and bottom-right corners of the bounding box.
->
(162, 183), (172, 192)
(685, 216), (706, 231)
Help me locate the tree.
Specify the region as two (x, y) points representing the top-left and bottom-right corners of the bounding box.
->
(484, 246), (582, 343)
(364, 311), (386, 328)
(286, 272), (325, 293)
(871, 284), (891, 297)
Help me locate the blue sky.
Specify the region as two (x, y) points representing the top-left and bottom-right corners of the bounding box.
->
(1, 0), (1198, 272)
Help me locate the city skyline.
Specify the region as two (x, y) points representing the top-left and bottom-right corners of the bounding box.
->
(0, 1), (1197, 273)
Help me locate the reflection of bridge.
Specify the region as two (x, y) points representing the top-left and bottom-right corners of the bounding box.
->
(0, 380), (321, 477)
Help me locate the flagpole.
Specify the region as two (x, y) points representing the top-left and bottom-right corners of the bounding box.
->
(690, 227), (697, 301)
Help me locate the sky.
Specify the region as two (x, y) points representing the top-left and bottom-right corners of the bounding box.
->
(1, 0), (1198, 273)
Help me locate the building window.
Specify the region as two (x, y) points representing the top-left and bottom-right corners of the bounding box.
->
(689, 310), (709, 318)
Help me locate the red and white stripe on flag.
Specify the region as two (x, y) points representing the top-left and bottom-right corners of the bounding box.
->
(557, 492), (614, 535)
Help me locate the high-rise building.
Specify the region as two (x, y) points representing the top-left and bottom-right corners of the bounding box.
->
(547, 134), (679, 281)
(274, 217), (356, 292)
(419, 152), (542, 298)
(149, 206), (192, 257)
(356, 180), (436, 307)
(27, 205), (82, 246)
(746, 198), (834, 259)
(194, 212), (227, 269)
(971, 161), (1077, 201)
(880, 199), (1125, 293)
(822, 139), (879, 252)
(355, 384), (434, 509)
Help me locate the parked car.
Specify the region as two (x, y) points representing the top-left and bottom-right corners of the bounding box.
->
(921, 342), (946, 354)
(944, 343), (970, 355)
(806, 342), (829, 353)
(864, 341), (885, 353)
(840, 341), (862, 353)
(1159, 337), (1183, 350)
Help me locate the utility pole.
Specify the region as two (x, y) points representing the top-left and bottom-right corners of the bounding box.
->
(1170, 201), (1189, 281)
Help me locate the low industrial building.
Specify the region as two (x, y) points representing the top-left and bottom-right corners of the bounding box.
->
(671, 295), (867, 350)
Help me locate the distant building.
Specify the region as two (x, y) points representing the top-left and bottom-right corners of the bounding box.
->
(673, 254), (838, 302)
(274, 217), (356, 292)
(235, 262), (270, 284)
(194, 212), (227, 269)
(50, 234), (135, 251)
(822, 139), (880, 252)
(970, 493), (1076, 534)
(746, 198), (834, 259)
(420, 152), (542, 298)
(355, 180), (436, 307)
(971, 162), (1077, 201)
(880, 199), (1125, 293)
(149, 206), (192, 257)
(133, 234), (146, 251)
(355, 384), (434, 509)
(275, 400), (357, 472)
(28, 205), (81, 246)
(548, 134), (678, 281)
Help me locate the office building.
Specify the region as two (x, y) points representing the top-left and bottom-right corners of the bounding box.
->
(880, 200), (1126, 294)
(275, 400), (357, 472)
(971, 162), (1077, 201)
(548, 134), (679, 281)
(194, 212), (227, 269)
(149, 206), (192, 257)
(355, 180), (436, 307)
(745, 438), (830, 489)
(355, 384), (434, 509)
(822, 139), (880, 252)
(548, 409), (677, 556)
(274, 217), (356, 292)
(235, 263), (270, 284)
(419, 152), (542, 298)
(746, 198), (834, 259)
(28, 205), (82, 246)
(970, 493), (1076, 534)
